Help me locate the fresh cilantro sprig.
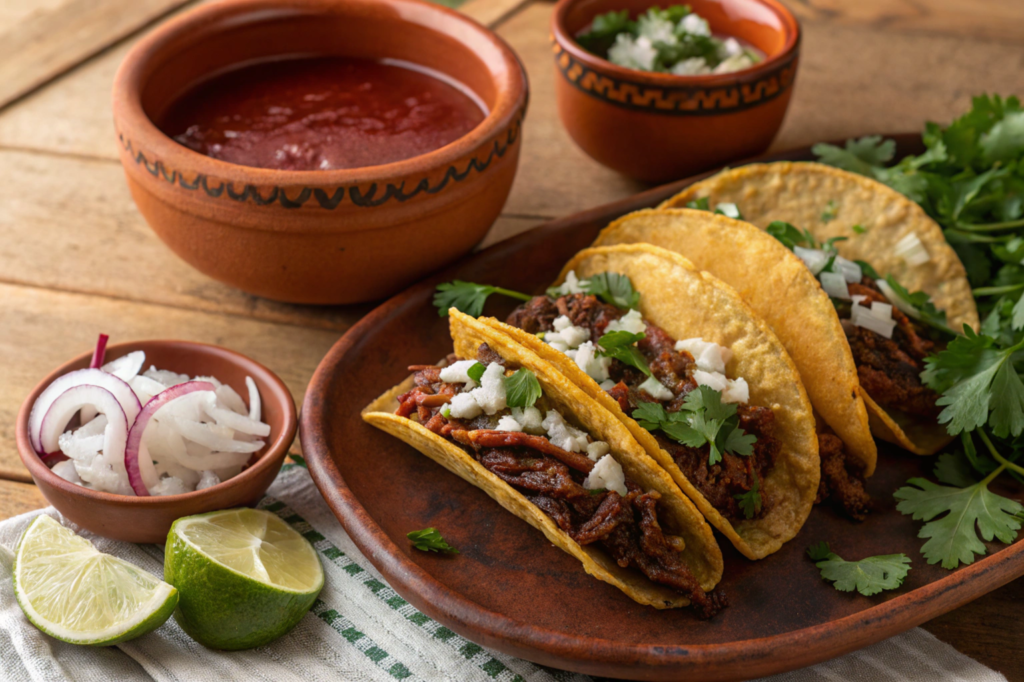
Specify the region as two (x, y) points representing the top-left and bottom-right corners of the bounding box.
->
(504, 368), (542, 409)
(882, 275), (954, 334)
(734, 475), (761, 520)
(633, 386), (756, 465)
(581, 272), (640, 309)
(685, 196), (744, 220)
(806, 542), (911, 596)
(596, 331), (650, 376)
(407, 528), (459, 554)
(466, 362), (486, 384)
(433, 281), (531, 317)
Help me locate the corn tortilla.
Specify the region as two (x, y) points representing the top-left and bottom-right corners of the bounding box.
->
(661, 162), (979, 454)
(483, 244), (819, 560)
(593, 208), (876, 475)
(363, 310), (723, 608)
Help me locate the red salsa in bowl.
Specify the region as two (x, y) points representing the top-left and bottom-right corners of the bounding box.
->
(160, 56), (488, 171)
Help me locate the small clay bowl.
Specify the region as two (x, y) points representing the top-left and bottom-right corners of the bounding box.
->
(112, 0), (528, 305)
(15, 341), (297, 544)
(551, 0), (800, 183)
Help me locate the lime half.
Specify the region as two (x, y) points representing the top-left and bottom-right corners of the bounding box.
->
(165, 508), (324, 650)
(14, 515), (177, 645)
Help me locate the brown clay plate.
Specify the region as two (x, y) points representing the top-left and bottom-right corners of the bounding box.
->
(300, 135), (1024, 681)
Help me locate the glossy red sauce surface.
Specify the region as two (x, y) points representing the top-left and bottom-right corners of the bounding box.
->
(160, 56), (488, 171)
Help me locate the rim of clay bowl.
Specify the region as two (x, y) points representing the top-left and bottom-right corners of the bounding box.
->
(113, 0), (528, 187)
(552, 0), (800, 87)
(15, 340), (297, 505)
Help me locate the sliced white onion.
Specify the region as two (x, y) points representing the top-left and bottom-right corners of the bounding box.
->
(894, 232), (930, 266)
(794, 246), (830, 275)
(245, 376), (261, 422)
(833, 256), (863, 283)
(870, 301), (894, 320)
(143, 367), (190, 388)
(177, 440), (253, 472)
(166, 416), (264, 453)
(129, 375), (168, 404)
(28, 369), (140, 454)
(125, 381), (216, 497)
(820, 271), (851, 300)
(851, 303), (896, 338)
(875, 279), (920, 319)
(215, 384), (248, 415)
(204, 399), (271, 437)
(102, 351), (145, 382)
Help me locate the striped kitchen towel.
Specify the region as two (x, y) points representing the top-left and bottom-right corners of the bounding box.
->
(0, 464), (1008, 682)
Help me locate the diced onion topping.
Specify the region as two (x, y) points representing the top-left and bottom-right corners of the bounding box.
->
(875, 279), (920, 319)
(820, 271), (851, 300)
(793, 246), (830, 275)
(833, 256), (863, 283)
(894, 232), (930, 266)
(850, 300), (896, 338)
(639, 376), (674, 400)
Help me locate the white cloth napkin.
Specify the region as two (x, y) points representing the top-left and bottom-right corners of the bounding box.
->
(0, 464), (1007, 682)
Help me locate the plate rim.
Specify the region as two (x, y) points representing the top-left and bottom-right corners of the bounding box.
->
(300, 135), (1024, 681)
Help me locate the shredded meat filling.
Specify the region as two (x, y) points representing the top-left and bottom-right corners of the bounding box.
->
(395, 354), (724, 618)
(507, 294), (779, 522)
(814, 433), (871, 520)
(840, 280), (943, 420)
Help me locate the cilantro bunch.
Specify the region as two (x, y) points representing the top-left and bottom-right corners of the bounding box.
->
(814, 95), (1024, 569)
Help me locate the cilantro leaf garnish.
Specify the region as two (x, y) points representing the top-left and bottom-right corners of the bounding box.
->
(596, 331), (651, 376)
(882, 275), (954, 334)
(407, 528), (459, 554)
(821, 200), (838, 223)
(895, 475), (1022, 569)
(854, 259), (880, 280)
(766, 221), (817, 250)
(633, 386), (756, 465)
(684, 197), (743, 219)
(685, 197), (710, 211)
(806, 542), (911, 596)
(466, 362), (486, 384)
(575, 9), (633, 55)
(433, 281), (532, 317)
(734, 475), (761, 519)
(852, 224), (867, 234)
(583, 272), (640, 310)
(504, 368), (542, 409)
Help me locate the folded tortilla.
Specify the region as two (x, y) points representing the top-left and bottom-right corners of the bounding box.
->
(479, 244), (820, 560)
(658, 162), (979, 454)
(363, 310), (723, 609)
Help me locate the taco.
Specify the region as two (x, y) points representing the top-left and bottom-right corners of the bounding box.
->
(656, 162), (979, 456)
(491, 244), (820, 560)
(362, 309), (725, 616)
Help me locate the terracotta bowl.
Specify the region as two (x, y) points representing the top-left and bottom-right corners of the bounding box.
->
(112, 0), (528, 305)
(551, 0), (800, 183)
(15, 341), (297, 544)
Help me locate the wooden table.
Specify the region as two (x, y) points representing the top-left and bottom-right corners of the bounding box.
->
(1, 0), (1022, 677)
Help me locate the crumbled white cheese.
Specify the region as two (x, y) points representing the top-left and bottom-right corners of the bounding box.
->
(472, 363), (508, 415)
(722, 377), (749, 404)
(680, 12), (711, 36)
(572, 341), (611, 382)
(692, 369), (729, 392)
(605, 308), (646, 335)
(546, 316), (590, 353)
(639, 375), (674, 400)
(549, 270), (589, 296)
(719, 37), (743, 58)
(495, 415), (523, 432)
(586, 441), (611, 462)
(599, 379), (617, 391)
(542, 410), (590, 453)
(511, 406), (544, 434)
(439, 360), (480, 388)
(675, 338), (732, 373)
(584, 454), (628, 496)
(553, 315), (572, 332)
(447, 392), (482, 419)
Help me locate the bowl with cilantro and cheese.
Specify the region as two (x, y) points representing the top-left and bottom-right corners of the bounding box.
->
(551, 0), (800, 182)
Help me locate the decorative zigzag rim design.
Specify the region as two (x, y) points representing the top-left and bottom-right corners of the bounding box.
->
(119, 106), (525, 210)
(552, 42), (797, 117)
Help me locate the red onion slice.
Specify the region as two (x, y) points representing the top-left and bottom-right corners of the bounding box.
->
(89, 334), (109, 369)
(28, 369), (141, 454)
(125, 381), (215, 497)
(38, 386), (129, 490)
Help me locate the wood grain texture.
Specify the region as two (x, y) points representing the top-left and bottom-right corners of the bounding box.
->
(0, 479), (48, 519)
(458, 0), (533, 29)
(780, 0), (1024, 43)
(0, 0), (191, 110)
(0, 283), (340, 481)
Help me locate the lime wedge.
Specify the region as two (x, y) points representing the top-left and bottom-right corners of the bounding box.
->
(13, 515), (177, 645)
(165, 508), (324, 650)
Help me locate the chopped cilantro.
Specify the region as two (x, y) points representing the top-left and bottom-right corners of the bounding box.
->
(597, 331), (651, 376)
(583, 272), (640, 310)
(685, 197), (711, 211)
(504, 368), (542, 409)
(734, 475), (761, 519)
(466, 362), (486, 384)
(807, 542), (911, 596)
(766, 221), (817, 250)
(882, 275), (953, 335)
(852, 224), (867, 234)
(433, 281), (531, 317)
(821, 200), (838, 223)
(407, 528), (459, 554)
(633, 386), (755, 465)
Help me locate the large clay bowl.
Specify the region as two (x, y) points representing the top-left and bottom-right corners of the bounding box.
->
(16, 341), (297, 544)
(113, 0), (528, 305)
(552, 0), (799, 183)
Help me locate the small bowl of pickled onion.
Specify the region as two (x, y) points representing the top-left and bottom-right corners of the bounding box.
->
(15, 336), (296, 543)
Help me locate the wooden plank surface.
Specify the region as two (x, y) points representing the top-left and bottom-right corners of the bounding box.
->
(0, 282), (340, 481)
(0, 0), (192, 110)
(0, 479), (48, 519)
